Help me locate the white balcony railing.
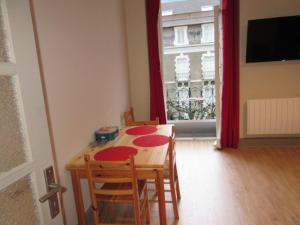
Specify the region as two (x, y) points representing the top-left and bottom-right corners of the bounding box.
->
(203, 71), (215, 80)
(176, 73), (189, 81)
(166, 97), (216, 120)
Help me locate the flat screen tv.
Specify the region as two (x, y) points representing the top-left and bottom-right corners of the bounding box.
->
(246, 15), (300, 63)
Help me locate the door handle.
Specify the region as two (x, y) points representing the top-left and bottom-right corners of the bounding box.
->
(40, 166), (67, 218)
(39, 183), (66, 203)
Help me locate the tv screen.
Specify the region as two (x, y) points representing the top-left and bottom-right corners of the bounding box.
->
(246, 15), (300, 63)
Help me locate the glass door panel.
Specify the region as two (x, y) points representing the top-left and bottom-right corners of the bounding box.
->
(0, 174), (40, 225)
(0, 75), (30, 174)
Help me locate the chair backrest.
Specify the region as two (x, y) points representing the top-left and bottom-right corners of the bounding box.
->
(168, 126), (176, 175)
(84, 154), (139, 212)
(124, 107), (160, 126)
(124, 107), (135, 126)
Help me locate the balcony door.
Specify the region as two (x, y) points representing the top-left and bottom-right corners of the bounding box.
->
(160, 0), (221, 137)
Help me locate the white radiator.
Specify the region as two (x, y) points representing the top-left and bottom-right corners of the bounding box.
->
(247, 98), (300, 136)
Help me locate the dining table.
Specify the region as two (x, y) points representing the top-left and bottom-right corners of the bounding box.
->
(66, 124), (173, 225)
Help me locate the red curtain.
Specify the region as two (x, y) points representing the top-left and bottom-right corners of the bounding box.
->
(221, 0), (239, 148)
(145, 0), (167, 124)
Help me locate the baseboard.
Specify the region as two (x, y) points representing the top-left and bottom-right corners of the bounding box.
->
(176, 137), (216, 141)
(240, 137), (300, 147)
(176, 133), (216, 138)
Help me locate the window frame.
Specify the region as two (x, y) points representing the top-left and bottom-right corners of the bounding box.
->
(175, 53), (190, 81)
(174, 26), (189, 46)
(201, 23), (214, 43)
(201, 51), (215, 80)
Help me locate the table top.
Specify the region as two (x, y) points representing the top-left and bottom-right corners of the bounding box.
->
(66, 124), (173, 171)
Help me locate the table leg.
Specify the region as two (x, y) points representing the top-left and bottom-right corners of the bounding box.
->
(70, 170), (86, 225)
(156, 169), (167, 225)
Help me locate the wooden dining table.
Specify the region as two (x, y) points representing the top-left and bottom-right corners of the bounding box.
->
(66, 124), (173, 225)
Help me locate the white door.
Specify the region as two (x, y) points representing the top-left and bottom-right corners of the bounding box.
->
(0, 0), (64, 225)
(214, 5), (222, 149)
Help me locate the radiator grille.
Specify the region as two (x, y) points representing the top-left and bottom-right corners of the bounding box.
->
(247, 98), (300, 136)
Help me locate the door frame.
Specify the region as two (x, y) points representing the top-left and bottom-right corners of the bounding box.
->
(214, 5), (222, 148)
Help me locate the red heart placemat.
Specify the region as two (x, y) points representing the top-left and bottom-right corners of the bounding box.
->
(94, 146), (138, 161)
(126, 125), (158, 135)
(133, 135), (169, 147)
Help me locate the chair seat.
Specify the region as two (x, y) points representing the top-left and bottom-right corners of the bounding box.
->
(96, 180), (147, 203)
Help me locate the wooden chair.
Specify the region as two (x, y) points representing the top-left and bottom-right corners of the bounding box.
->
(124, 107), (159, 126)
(84, 154), (150, 225)
(165, 126), (181, 219)
(148, 126), (181, 219)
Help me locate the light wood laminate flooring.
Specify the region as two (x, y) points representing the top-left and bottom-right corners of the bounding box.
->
(100, 140), (300, 225)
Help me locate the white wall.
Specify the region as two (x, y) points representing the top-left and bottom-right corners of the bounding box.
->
(31, 1), (130, 224)
(239, 0), (300, 138)
(124, 0), (150, 121)
(124, 0), (300, 138)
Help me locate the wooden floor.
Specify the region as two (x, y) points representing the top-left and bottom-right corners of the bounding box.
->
(100, 140), (300, 225)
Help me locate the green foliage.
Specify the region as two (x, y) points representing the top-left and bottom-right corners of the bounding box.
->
(166, 99), (215, 120)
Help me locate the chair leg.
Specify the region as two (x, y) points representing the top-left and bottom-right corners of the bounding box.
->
(92, 207), (100, 224)
(170, 177), (179, 219)
(133, 192), (142, 225)
(175, 164), (181, 200)
(144, 185), (151, 224)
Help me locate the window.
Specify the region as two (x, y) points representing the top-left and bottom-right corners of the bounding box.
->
(163, 27), (175, 47)
(162, 10), (173, 16)
(177, 82), (188, 88)
(161, 0), (218, 121)
(177, 88), (189, 106)
(174, 26), (188, 46)
(202, 81), (215, 105)
(175, 54), (190, 81)
(201, 5), (213, 11)
(187, 25), (201, 45)
(201, 23), (214, 43)
(201, 51), (215, 80)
